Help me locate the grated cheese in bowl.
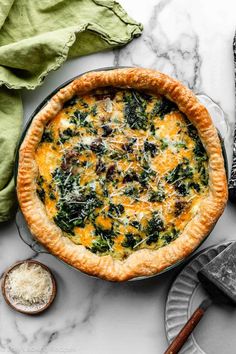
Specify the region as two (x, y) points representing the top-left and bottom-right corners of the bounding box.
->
(3, 261), (55, 313)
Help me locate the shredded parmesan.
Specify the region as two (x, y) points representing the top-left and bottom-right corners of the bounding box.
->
(5, 263), (53, 306)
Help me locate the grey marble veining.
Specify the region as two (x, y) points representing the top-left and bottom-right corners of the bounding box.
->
(115, 1), (202, 91)
(1, 0), (236, 353)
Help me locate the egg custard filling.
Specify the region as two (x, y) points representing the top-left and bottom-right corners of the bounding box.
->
(35, 88), (209, 260)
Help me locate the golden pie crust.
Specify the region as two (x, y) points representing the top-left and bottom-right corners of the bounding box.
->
(17, 68), (228, 281)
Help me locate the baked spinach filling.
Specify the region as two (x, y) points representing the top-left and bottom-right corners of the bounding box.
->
(146, 212), (164, 245)
(63, 96), (78, 108)
(124, 91), (148, 130)
(37, 88), (210, 258)
(90, 237), (113, 253)
(36, 175), (45, 202)
(122, 233), (142, 249)
(41, 129), (53, 143)
(89, 224), (115, 254)
(52, 168), (103, 234)
(151, 97), (178, 119)
(148, 186), (165, 202)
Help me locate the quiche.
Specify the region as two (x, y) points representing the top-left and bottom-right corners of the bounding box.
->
(17, 68), (227, 281)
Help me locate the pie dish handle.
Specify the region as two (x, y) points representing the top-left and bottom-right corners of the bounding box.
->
(196, 93), (229, 141)
(196, 93), (229, 177)
(15, 209), (49, 254)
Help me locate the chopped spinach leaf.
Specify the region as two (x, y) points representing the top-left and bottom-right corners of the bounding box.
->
(138, 91), (153, 101)
(150, 122), (156, 135)
(54, 190), (103, 234)
(130, 220), (141, 229)
(41, 129), (53, 143)
(151, 97), (177, 119)
(37, 175), (44, 186)
(54, 212), (75, 234)
(90, 237), (113, 254)
(109, 203), (124, 216)
(123, 170), (139, 183)
(160, 138), (168, 151)
(193, 140), (208, 161)
(52, 166), (103, 234)
(63, 96), (78, 108)
(36, 175), (45, 203)
(144, 141), (157, 157)
(146, 233), (159, 245)
(186, 122), (198, 140)
(166, 160), (193, 184)
(175, 141), (187, 150)
(149, 188), (165, 202)
(48, 183), (56, 200)
(99, 178), (109, 197)
(199, 163), (209, 186)
(139, 166), (156, 187)
(122, 233), (142, 249)
(52, 168), (77, 194)
(109, 151), (125, 160)
(94, 225), (114, 239)
(49, 191), (56, 200)
(122, 138), (136, 153)
(58, 128), (74, 144)
(37, 188), (45, 203)
(124, 186), (139, 198)
(175, 182), (189, 196)
(161, 228), (179, 245)
(70, 110), (89, 127)
(147, 212), (164, 234)
(189, 182), (200, 192)
(90, 105), (97, 116)
(146, 212), (165, 245)
(124, 91), (148, 130)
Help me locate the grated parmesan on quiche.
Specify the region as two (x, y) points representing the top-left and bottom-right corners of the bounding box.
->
(35, 88), (209, 259)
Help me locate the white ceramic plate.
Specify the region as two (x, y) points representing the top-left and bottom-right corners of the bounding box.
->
(165, 241), (236, 354)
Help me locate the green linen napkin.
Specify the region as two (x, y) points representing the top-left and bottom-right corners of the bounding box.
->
(0, 0), (143, 222)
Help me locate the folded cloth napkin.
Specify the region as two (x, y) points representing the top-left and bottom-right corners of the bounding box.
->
(0, 0), (143, 222)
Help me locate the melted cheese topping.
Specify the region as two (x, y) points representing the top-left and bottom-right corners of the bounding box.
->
(35, 89), (209, 259)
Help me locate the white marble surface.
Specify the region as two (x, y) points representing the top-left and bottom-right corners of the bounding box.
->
(1, 0), (236, 353)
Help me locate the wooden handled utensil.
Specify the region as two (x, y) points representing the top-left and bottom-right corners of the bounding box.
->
(164, 298), (211, 354)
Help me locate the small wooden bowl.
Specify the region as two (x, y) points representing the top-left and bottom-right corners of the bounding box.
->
(1, 260), (57, 315)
